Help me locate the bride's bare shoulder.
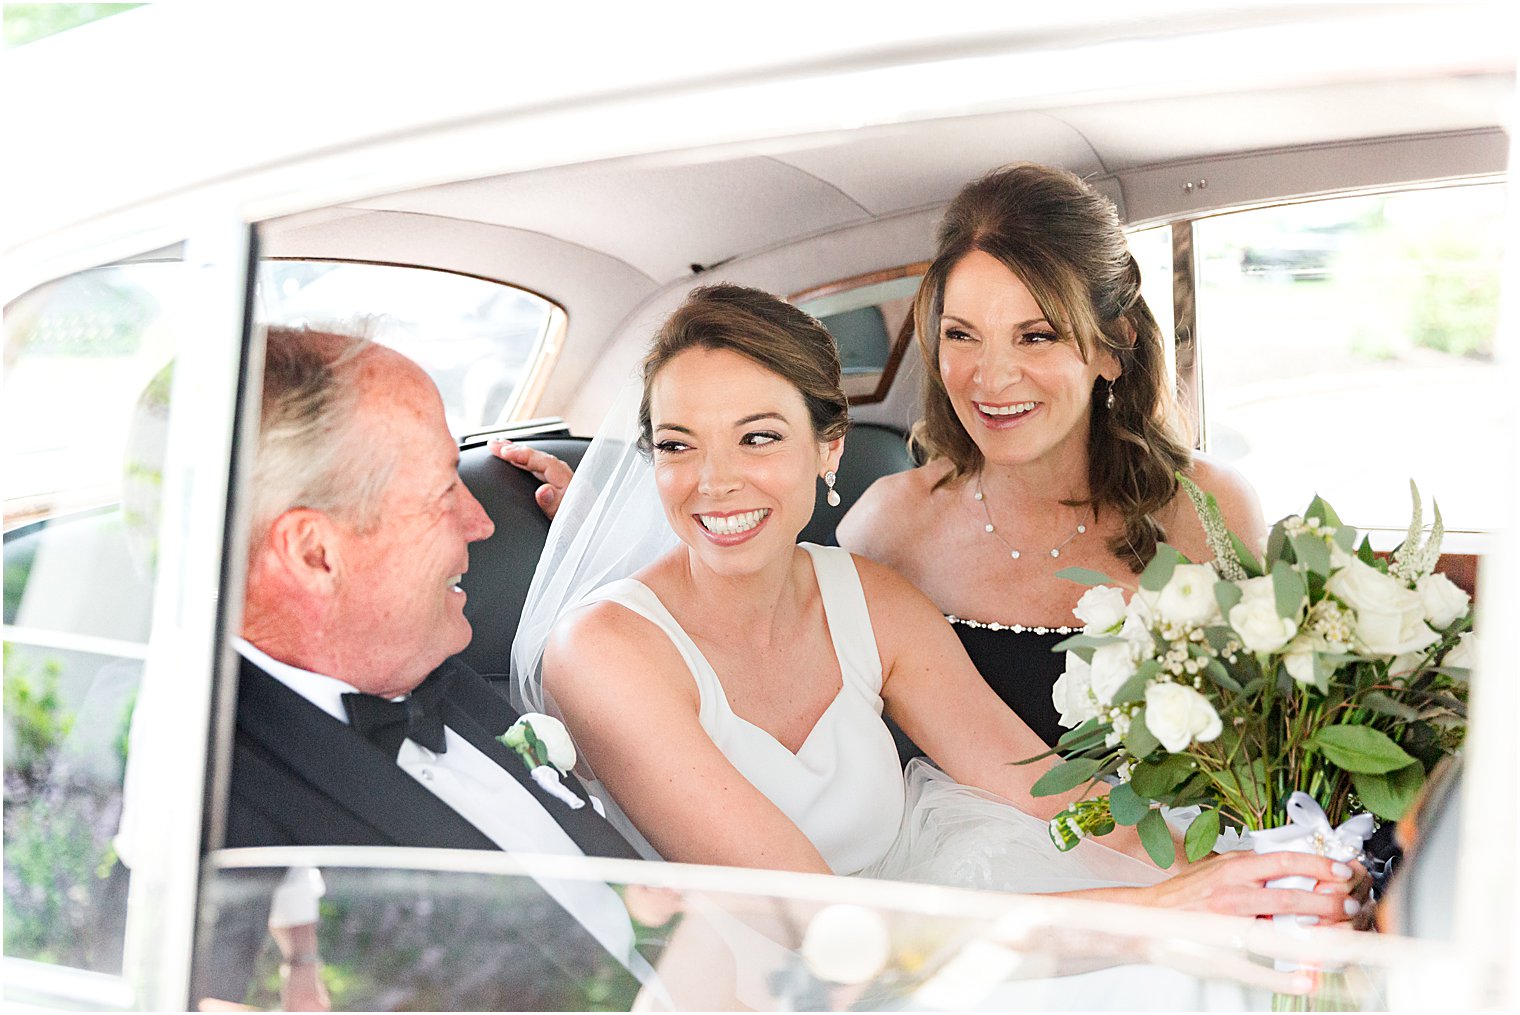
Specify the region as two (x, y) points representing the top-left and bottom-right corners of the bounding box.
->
(543, 591), (697, 709)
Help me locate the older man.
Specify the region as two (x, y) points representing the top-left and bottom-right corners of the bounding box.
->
(219, 325), (647, 1006)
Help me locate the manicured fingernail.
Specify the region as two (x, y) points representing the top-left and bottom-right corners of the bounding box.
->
(1344, 898), (1360, 916)
(1331, 862), (1352, 879)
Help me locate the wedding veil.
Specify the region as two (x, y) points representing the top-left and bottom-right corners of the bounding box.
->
(510, 379), (679, 716)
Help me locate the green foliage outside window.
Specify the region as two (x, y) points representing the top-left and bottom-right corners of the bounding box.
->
(3, 644), (133, 972)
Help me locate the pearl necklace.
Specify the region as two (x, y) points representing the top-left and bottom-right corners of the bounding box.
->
(974, 479), (1090, 560)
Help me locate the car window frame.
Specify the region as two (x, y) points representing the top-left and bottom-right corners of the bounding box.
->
(790, 262), (927, 406)
(1, 219), (256, 1010)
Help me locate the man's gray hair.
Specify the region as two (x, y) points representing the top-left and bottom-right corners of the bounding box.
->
(249, 325), (395, 546)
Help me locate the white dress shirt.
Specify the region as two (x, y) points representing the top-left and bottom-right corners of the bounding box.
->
(231, 639), (642, 973)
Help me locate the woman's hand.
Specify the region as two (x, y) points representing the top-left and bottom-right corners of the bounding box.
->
(1125, 850), (1370, 922)
(490, 439), (573, 519)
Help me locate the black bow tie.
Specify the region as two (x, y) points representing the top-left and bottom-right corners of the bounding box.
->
(342, 676), (449, 758)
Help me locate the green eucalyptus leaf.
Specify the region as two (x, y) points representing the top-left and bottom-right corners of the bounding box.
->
(1228, 532), (1263, 578)
(1138, 808), (1176, 869)
(1351, 762), (1425, 821)
(1204, 657), (1243, 693)
(1123, 707), (1160, 758)
(1031, 758), (1101, 796)
(1271, 560), (1307, 620)
(1333, 525), (1358, 553)
(1304, 494), (1343, 531)
(1214, 580), (1244, 618)
(1140, 544), (1182, 592)
(1110, 672), (1151, 706)
(1130, 754), (1196, 799)
(1265, 521), (1288, 566)
(1055, 566), (1122, 588)
(1311, 725), (1417, 774)
(1356, 535), (1377, 566)
(1052, 633), (1124, 653)
(1109, 781), (1151, 826)
(1054, 726), (1111, 756)
(1184, 809), (1222, 862)
(1361, 691), (1421, 721)
(1056, 717), (1102, 747)
(1290, 533), (1331, 577)
(1170, 772), (1215, 808)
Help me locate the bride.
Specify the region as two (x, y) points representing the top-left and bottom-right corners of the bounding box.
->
(512, 284), (1361, 916)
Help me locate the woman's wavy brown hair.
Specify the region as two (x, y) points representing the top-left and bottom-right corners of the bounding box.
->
(912, 163), (1191, 572)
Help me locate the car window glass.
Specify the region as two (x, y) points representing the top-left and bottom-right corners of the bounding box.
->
(795, 267), (924, 404)
(255, 261), (563, 436)
(1194, 185), (1506, 531)
(3, 260), (185, 974)
(199, 854), (1437, 1012)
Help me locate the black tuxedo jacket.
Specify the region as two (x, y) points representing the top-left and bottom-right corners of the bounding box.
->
(226, 653), (637, 860)
(213, 655), (647, 1009)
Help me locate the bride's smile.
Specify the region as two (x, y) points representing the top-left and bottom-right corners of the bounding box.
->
(695, 508), (771, 540)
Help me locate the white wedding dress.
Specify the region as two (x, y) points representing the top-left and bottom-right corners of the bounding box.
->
(574, 542), (1165, 894)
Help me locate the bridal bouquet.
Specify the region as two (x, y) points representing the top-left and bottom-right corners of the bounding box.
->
(1033, 480), (1473, 867)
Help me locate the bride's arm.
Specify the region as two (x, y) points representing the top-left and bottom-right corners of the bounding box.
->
(858, 556), (1152, 864)
(543, 601), (833, 874)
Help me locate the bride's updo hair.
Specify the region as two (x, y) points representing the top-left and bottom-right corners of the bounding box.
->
(637, 283), (851, 454)
(912, 163), (1192, 572)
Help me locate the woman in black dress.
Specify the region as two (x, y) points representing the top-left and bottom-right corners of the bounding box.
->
(838, 163), (1266, 756)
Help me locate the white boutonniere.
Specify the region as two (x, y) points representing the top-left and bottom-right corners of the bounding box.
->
(498, 713), (587, 810)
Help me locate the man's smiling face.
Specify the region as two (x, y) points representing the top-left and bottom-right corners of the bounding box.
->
(329, 349), (495, 697)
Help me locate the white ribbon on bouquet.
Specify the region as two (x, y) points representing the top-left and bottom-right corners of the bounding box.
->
(1249, 792), (1375, 970)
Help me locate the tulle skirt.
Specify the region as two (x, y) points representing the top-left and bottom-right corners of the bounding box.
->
(859, 759), (1168, 893)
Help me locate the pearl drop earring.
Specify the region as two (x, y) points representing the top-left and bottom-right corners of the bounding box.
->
(824, 470), (841, 507)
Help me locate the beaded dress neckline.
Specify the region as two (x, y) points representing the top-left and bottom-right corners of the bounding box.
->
(944, 614), (1082, 636)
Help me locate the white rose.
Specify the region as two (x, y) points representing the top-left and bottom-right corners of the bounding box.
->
(1151, 564), (1223, 629)
(1325, 558), (1441, 657)
(1416, 573), (1470, 629)
(1144, 682), (1223, 753)
(1051, 653), (1097, 728)
(1075, 585), (1128, 634)
(1443, 631), (1478, 670)
(507, 713), (578, 773)
(1228, 576), (1299, 653)
(1089, 642), (1138, 706)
